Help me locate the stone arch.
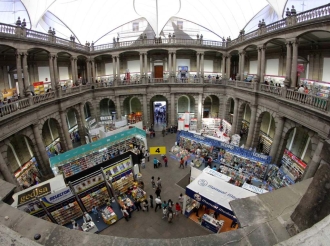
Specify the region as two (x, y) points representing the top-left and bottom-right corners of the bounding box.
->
(66, 105), (86, 145)
(122, 95), (143, 117)
(83, 100), (94, 119)
(99, 98), (116, 116)
(203, 94), (220, 118)
(236, 101), (250, 139)
(251, 107), (277, 152)
(41, 117), (66, 153)
(224, 96), (235, 123)
(27, 46), (51, 54)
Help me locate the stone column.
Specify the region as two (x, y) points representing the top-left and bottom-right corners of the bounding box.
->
(78, 104), (87, 145)
(60, 111), (73, 150)
(70, 57), (76, 83)
(116, 96), (122, 119)
(74, 58), (78, 83)
(143, 94), (148, 125)
(173, 52), (177, 76)
(91, 59), (96, 82)
(112, 56), (116, 79)
(240, 51), (245, 80)
(139, 53), (143, 76)
(284, 41), (292, 87)
(86, 60), (91, 83)
(22, 52), (30, 88)
(197, 94), (203, 130)
(237, 52), (241, 80)
(144, 53), (148, 76)
(53, 55), (59, 86)
(32, 124), (53, 177)
(256, 47), (261, 82)
(200, 53), (204, 78)
(269, 115), (284, 160)
(260, 45), (266, 83)
(16, 52), (24, 97)
(3, 66), (9, 88)
(230, 98), (239, 136)
(151, 57), (154, 78)
(221, 55), (226, 78)
(170, 93), (175, 125)
(0, 151), (20, 187)
(245, 105), (257, 149)
(303, 138), (325, 179)
(196, 53), (200, 77)
(164, 58), (167, 71)
(290, 39), (298, 88)
(48, 55), (56, 90)
(226, 55), (231, 79)
(116, 56), (120, 79)
(168, 52), (172, 73)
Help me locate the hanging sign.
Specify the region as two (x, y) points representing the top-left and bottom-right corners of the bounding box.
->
(41, 187), (73, 206)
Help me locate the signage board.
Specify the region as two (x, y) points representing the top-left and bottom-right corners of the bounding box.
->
(17, 183), (51, 206)
(242, 182), (268, 194)
(149, 146), (166, 155)
(41, 187), (73, 206)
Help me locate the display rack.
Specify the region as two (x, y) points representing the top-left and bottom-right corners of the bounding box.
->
(58, 137), (143, 178)
(259, 134), (273, 155)
(49, 199), (83, 225)
(189, 118), (197, 131)
(281, 149), (306, 179)
(111, 170), (134, 195)
(222, 120), (232, 135)
(266, 165), (295, 189)
(80, 185), (109, 212)
(201, 118), (221, 136)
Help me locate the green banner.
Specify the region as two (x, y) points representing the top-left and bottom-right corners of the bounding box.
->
(50, 127), (146, 167)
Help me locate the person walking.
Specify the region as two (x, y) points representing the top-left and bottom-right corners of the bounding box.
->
(163, 156), (168, 167)
(149, 195), (154, 208)
(162, 206), (168, 219)
(155, 186), (161, 198)
(151, 176), (156, 189)
(155, 196), (162, 212)
(92, 205), (101, 221)
(162, 128), (165, 137)
(157, 177), (162, 189)
(167, 199), (173, 208)
(141, 157), (146, 168)
(142, 199), (149, 212)
(179, 157), (184, 169)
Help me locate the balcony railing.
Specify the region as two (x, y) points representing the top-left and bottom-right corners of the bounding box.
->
(0, 3), (329, 53)
(33, 91), (56, 104)
(286, 89), (329, 111)
(0, 98), (30, 117)
(260, 84), (282, 96)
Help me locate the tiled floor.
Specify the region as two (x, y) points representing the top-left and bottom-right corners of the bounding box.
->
(100, 131), (212, 239)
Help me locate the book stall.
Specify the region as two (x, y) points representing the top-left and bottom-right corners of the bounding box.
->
(176, 131), (272, 186)
(14, 157), (41, 188)
(184, 172), (256, 233)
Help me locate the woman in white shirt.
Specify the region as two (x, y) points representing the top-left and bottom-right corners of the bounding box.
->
(83, 212), (93, 223)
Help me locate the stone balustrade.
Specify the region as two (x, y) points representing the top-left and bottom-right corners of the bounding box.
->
(1, 81), (328, 120)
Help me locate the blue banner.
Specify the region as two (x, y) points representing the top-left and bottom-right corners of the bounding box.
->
(177, 131), (272, 164)
(50, 128), (146, 167)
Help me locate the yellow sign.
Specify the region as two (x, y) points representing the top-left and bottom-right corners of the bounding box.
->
(150, 147), (166, 155)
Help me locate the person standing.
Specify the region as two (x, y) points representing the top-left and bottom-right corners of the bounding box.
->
(179, 157), (184, 169)
(149, 195), (154, 208)
(194, 201), (200, 217)
(155, 196), (162, 212)
(83, 212), (93, 224)
(162, 128), (165, 137)
(142, 199), (149, 212)
(141, 157), (146, 168)
(167, 199), (173, 208)
(153, 158), (158, 168)
(155, 186), (161, 198)
(175, 202), (181, 216)
(157, 177), (162, 188)
(134, 199), (142, 211)
(92, 206), (101, 221)
(168, 207), (174, 223)
(178, 193), (184, 209)
(162, 205), (168, 219)
(144, 150), (150, 162)
(151, 176), (156, 189)
(121, 207), (130, 221)
(164, 156), (168, 167)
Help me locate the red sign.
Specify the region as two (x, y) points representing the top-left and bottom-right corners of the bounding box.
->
(284, 149), (307, 169)
(297, 64), (305, 73)
(33, 82), (44, 86)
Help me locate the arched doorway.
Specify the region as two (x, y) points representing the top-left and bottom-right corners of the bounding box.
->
(239, 103), (251, 145)
(7, 135), (42, 188)
(203, 95), (219, 118)
(150, 95), (168, 131)
(66, 108), (81, 148)
(42, 118), (65, 157)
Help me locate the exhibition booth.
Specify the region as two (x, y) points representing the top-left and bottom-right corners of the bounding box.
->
(184, 172), (256, 233)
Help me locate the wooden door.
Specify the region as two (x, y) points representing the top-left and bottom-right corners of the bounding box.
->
(154, 66), (163, 78)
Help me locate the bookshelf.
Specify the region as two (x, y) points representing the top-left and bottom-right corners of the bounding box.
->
(50, 201), (83, 225)
(111, 171), (134, 195)
(59, 137), (144, 178)
(80, 186), (109, 212)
